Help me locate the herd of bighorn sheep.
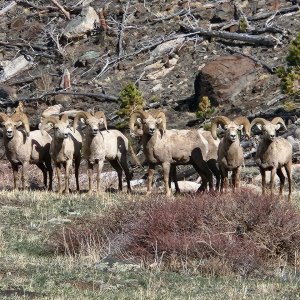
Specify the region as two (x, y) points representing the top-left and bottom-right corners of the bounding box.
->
(0, 106), (293, 200)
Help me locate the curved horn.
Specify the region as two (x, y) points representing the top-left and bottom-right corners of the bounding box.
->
(11, 112), (30, 136)
(0, 112), (8, 123)
(73, 111), (92, 132)
(250, 118), (268, 131)
(60, 113), (69, 123)
(94, 111), (108, 130)
(234, 116), (251, 138)
(271, 117), (287, 130)
(129, 110), (150, 135)
(41, 116), (59, 132)
(154, 111), (167, 132)
(210, 116), (231, 140)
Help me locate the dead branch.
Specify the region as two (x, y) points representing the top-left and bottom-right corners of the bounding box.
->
(17, 91), (118, 103)
(16, 0), (55, 11)
(0, 1), (17, 15)
(50, 0), (70, 20)
(222, 46), (275, 73)
(150, 8), (196, 23)
(248, 4), (299, 21)
(118, 1), (131, 58)
(180, 23), (277, 47)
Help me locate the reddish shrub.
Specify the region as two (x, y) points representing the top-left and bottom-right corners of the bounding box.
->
(48, 189), (300, 275)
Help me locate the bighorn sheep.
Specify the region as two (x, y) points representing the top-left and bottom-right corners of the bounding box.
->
(0, 111), (53, 190)
(73, 111), (132, 194)
(41, 114), (82, 194)
(129, 110), (213, 197)
(211, 116), (251, 192)
(250, 117), (292, 201)
(168, 129), (220, 193)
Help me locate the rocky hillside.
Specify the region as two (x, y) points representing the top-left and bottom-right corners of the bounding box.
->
(0, 0), (299, 130)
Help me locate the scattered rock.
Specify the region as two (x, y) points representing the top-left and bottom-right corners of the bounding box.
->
(63, 6), (99, 39)
(76, 51), (100, 67)
(54, 94), (72, 107)
(150, 37), (185, 58)
(192, 55), (259, 110)
(0, 85), (17, 103)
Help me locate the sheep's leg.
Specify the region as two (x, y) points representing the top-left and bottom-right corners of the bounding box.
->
(64, 160), (72, 194)
(146, 163), (155, 195)
(109, 160), (123, 192)
(284, 161), (292, 201)
(21, 161), (29, 190)
(232, 167), (240, 192)
(37, 162), (47, 189)
(276, 167), (285, 198)
(259, 167), (266, 196)
(11, 162), (19, 190)
(56, 163), (63, 193)
(170, 164), (180, 194)
(45, 156), (53, 191)
(96, 160), (104, 194)
(74, 157), (80, 192)
(207, 159), (220, 192)
(162, 162), (171, 197)
(270, 168), (276, 197)
(88, 162), (94, 195)
(219, 165), (228, 193)
(120, 153), (132, 193)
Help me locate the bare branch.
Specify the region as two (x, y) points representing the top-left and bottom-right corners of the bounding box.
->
(118, 1), (131, 58)
(180, 23), (277, 47)
(0, 1), (17, 16)
(50, 0), (70, 20)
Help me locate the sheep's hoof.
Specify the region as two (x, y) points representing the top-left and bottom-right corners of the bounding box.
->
(63, 189), (71, 194)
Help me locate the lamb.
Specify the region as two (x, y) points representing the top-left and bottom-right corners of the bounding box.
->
(250, 117), (292, 201)
(73, 111), (132, 194)
(211, 116), (251, 192)
(41, 114), (82, 194)
(0, 111), (53, 190)
(129, 110), (213, 197)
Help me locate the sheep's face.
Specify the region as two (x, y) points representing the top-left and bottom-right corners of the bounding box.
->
(141, 116), (162, 136)
(1, 119), (19, 139)
(224, 121), (243, 142)
(257, 123), (280, 142)
(53, 121), (71, 140)
(85, 116), (103, 136)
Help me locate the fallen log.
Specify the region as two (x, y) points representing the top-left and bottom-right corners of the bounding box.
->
(248, 4), (299, 21)
(0, 55), (34, 83)
(180, 23), (278, 46)
(18, 91), (118, 103)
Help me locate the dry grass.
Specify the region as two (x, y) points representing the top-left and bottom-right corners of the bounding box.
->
(49, 189), (300, 277)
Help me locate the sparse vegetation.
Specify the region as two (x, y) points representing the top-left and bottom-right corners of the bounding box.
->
(196, 96), (214, 120)
(117, 82), (145, 118)
(1, 185), (300, 298)
(277, 32), (300, 98)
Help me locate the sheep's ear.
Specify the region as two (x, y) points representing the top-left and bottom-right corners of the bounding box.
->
(238, 125), (243, 131)
(256, 124), (262, 131)
(224, 125), (228, 130)
(80, 117), (86, 124)
(136, 117), (142, 125)
(156, 118), (162, 124)
(275, 124), (281, 131)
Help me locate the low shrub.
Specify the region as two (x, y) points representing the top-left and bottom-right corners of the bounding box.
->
(48, 190), (300, 276)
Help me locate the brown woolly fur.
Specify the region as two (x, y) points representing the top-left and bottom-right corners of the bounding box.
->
(48, 189), (300, 276)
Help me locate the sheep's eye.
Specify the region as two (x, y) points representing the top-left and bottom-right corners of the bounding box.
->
(67, 125), (70, 129)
